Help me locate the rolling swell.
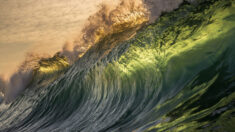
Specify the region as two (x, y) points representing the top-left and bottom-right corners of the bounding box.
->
(0, 0), (235, 131)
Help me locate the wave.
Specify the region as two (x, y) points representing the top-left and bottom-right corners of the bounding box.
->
(0, 0), (191, 103)
(1, 0), (149, 103)
(0, 0), (235, 131)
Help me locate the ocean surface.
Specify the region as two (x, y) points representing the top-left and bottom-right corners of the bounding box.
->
(0, 0), (234, 131)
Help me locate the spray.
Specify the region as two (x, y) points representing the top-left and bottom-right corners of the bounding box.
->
(1, 0), (199, 104)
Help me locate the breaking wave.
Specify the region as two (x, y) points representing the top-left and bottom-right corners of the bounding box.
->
(0, 0), (235, 131)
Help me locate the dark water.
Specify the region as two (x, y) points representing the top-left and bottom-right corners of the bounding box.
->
(0, 0), (235, 131)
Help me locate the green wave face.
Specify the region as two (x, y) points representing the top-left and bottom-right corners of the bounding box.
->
(0, 0), (234, 131)
(86, 0), (235, 131)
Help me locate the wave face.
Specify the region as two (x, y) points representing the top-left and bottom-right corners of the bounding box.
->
(0, 0), (235, 131)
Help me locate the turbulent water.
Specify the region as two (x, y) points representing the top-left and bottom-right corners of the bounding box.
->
(0, 0), (235, 131)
